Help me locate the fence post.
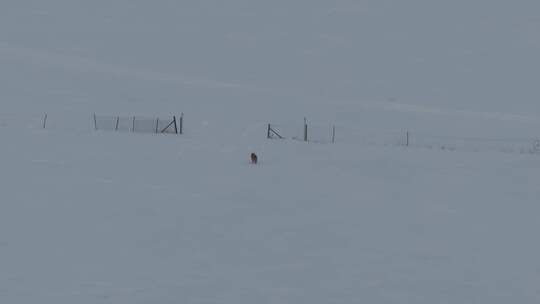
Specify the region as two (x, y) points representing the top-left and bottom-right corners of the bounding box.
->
(267, 124), (271, 139)
(115, 116), (119, 131)
(179, 113), (183, 135)
(332, 125), (335, 143)
(406, 131), (409, 147)
(43, 113), (48, 129)
(155, 118), (159, 133)
(132, 116), (135, 132)
(173, 116), (178, 134)
(93, 113), (97, 131)
(304, 118), (308, 142)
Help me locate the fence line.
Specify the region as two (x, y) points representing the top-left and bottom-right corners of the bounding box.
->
(405, 131), (540, 154)
(268, 119), (336, 144)
(1, 113), (538, 154)
(93, 113), (182, 135)
(267, 119), (540, 154)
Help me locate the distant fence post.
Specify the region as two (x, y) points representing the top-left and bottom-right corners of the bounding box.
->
(304, 118), (308, 142)
(93, 113), (97, 130)
(173, 116), (178, 134)
(332, 125), (336, 143)
(267, 124), (271, 139)
(406, 131), (409, 147)
(43, 113), (48, 129)
(181, 113), (184, 134)
(155, 117), (159, 134)
(115, 116), (119, 131)
(132, 116), (135, 132)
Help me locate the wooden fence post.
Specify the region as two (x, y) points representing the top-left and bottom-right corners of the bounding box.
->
(43, 113), (48, 129)
(93, 113), (97, 130)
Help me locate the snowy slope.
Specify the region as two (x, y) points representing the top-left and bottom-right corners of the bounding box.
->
(1, 1), (540, 303)
(2, 128), (540, 303)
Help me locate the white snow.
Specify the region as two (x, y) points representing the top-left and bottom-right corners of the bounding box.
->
(1, 1), (540, 303)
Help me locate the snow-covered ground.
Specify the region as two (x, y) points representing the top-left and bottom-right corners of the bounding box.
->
(2, 1), (540, 303)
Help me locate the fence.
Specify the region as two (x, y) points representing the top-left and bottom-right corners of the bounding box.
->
(0, 113), (49, 129)
(267, 119), (540, 154)
(406, 132), (540, 154)
(3, 113), (539, 154)
(335, 127), (540, 154)
(267, 118), (335, 144)
(94, 114), (183, 134)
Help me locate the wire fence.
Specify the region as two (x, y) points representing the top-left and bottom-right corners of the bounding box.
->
(93, 114), (182, 134)
(0, 113), (51, 130)
(268, 120), (540, 154)
(333, 127), (407, 147)
(406, 132), (540, 154)
(1, 113), (538, 154)
(342, 129), (540, 154)
(267, 119), (335, 144)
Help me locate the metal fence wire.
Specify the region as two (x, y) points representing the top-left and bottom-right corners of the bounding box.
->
(407, 132), (540, 154)
(267, 121), (540, 154)
(268, 122), (335, 143)
(337, 126), (540, 154)
(94, 114), (180, 134)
